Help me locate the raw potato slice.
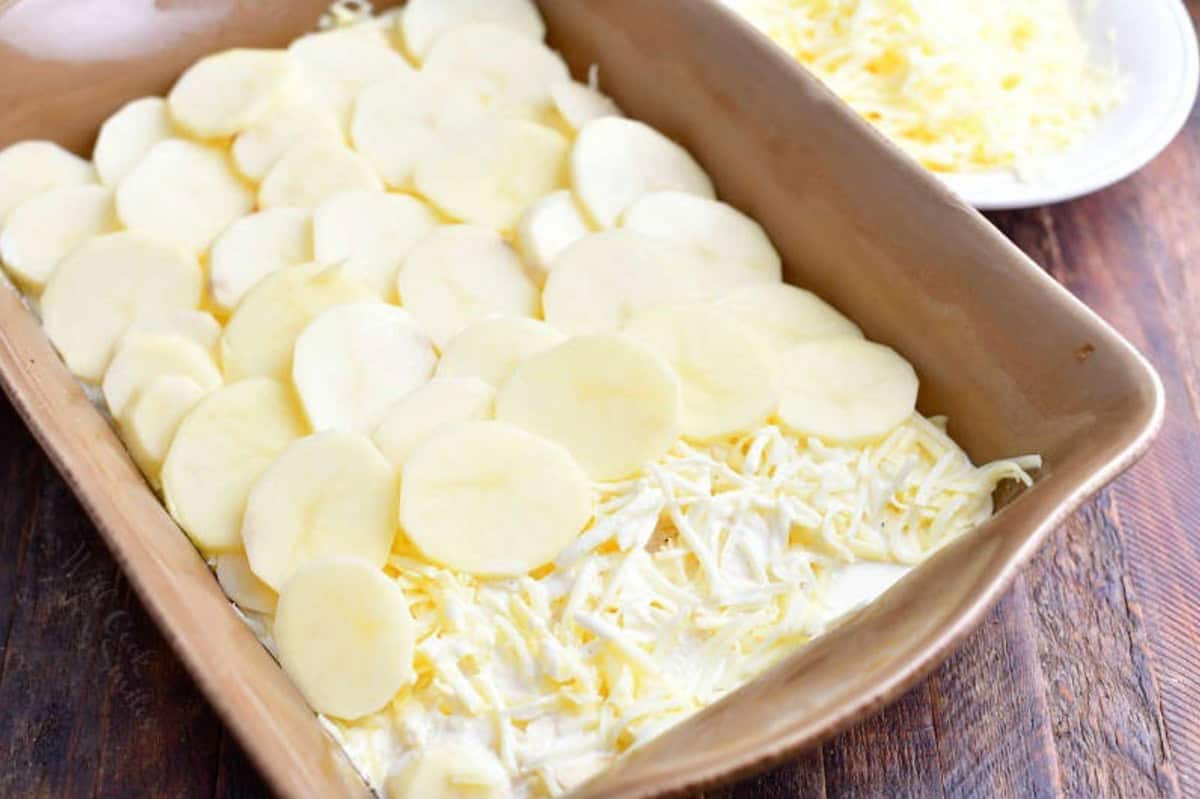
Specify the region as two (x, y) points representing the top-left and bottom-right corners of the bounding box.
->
(572, 117), (715, 227)
(496, 334), (681, 480)
(625, 305), (777, 440)
(209, 208), (313, 312)
(777, 339), (919, 443)
(621, 191), (783, 280)
(385, 742), (508, 799)
(422, 24), (568, 118)
(102, 334), (222, 418)
(119, 310), (222, 355)
(397, 226), (539, 348)
(243, 431), (399, 590)
(116, 139), (254, 255)
(351, 72), (491, 189)
(274, 556), (414, 720)
(400, 421), (592, 575)
(293, 302), (437, 433)
(167, 48), (298, 139)
(232, 100), (344, 182)
(718, 283), (863, 355)
(372, 377), (495, 467)
(118, 374), (207, 481)
(313, 192), (438, 298)
(220, 261), (373, 381)
(414, 118), (568, 232)
(515, 189), (591, 283)
(259, 140), (382, 209)
(289, 25), (414, 127)
(215, 552), (278, 614)
(0, 140), (95, 224)
(542, 230), (718, 336)
(0, 185), (117, 292)
(550, 80), (622, 132)
(435, 317), (564, 387)
(402, 0), (545, 61)
(162, 379), (307, 553)
(40, 232), (202, 382)
(93, 97), (174, 186)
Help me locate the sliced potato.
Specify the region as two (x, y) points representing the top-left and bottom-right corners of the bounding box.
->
(717, 283), (863, 356)
(289, 25), (414, 127)
(0, 140), (95, 224)
(625, 305), (778, 440)
(116, 139), (254, 255)
(621, 191), (782, 280)
(118, 310), (222, 356)
(541, 230), (707, 336)
(372, 377), (495, 467)
(220, 262), (373, 381)
(244, 431), (399, 591)
(414, 118), (567, 231)
(40, 232), (202, 382)
(496, 334), (682, 480)
(215, 552), (278, 614)
(162, 378), (308, 553)
(422, 24), (568, 118)
(777, 339), (919, 443)
(274, 556), (414, 720)
(167, 48), (299, 139)
(515, 189), (591, 284)
(209, 208), (313, 312)
(93, 97), (175, 187)
(435, 317), (564, 387)
(386, 742), (508, 799)
(0, 185), (117, 293)
(102, 333), (222, 419)
(293, 301), (437, 433)
(350, 72), (491, 189)
(232, 99), (345, 182)
(399, 420), (592, 575)
(571, 117), (714, 227)
(396, 225), (539, 348)
(312, 191), (437, 299)
(259, 140), (382, 209)
(118, 374), (208, 482)
(550, 80), (622, 132)
(402, 0), (545, 61)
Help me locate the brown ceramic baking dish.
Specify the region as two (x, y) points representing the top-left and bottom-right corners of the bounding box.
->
(0, 0), (1163, 796)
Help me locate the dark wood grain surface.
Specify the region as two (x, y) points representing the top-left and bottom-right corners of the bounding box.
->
(4, 13), (1200, 799)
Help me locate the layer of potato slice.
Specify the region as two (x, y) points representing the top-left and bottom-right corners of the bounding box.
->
(118, 374), (208, 483)
(399, 420), (592, 575)
(220, 261), (373, 381)
(292, 301), (437, 433)
(162, 378), (307, 553)
(396, 225), (539, 348)
(414, 118), (568, 232)
(401, 0), (545, 62)
(496, 334), (682, 481)
(435, 316), (564, 387)
(116, 139), (254, 255)
(40, 232), (202, 382)
(0, 185), (117, 293)
(243, 431), (398, 591)
(372, 377), (495, 467)
(0, 140), (95, 224)
(168, 48), (298, 139)
(102, 333), (222, 419)
(93, 97), (174, 187)
(259, 140), (382, 209)
(274, 556), (414, 720)
(208, 208), (313, 313)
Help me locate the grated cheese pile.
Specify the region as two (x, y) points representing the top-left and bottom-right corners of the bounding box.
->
(726, 0), (1123, 175)
(306, 415), (1038, 797)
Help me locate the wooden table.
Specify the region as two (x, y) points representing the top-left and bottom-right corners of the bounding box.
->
(3, 30), (1200, 799)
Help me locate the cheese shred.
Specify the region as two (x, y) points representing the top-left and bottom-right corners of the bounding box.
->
(726, 0), (1123, 175)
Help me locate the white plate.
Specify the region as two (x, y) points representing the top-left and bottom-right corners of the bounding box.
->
(940, 0), (1199, 210)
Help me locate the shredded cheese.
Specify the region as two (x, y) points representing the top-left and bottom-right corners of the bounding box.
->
(303, 415), (1038, 797)
(725, 0), (1123, 175)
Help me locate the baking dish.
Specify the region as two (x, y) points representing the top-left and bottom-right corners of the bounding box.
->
(0, 0), (1163, 797)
